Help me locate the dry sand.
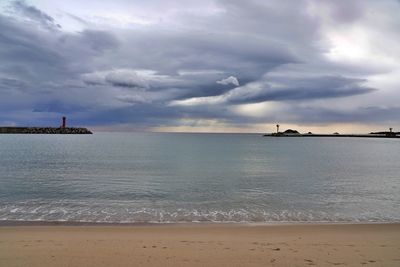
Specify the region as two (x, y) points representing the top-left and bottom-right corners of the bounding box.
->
(0, 223), (399, 266)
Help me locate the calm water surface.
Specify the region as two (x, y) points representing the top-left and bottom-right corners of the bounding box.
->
(0, 133), (399, 223)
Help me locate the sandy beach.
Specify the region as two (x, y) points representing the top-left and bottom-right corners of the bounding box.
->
(0, 223), (399, 267)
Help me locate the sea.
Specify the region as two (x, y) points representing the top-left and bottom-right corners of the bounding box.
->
(0, 132), (399, 224)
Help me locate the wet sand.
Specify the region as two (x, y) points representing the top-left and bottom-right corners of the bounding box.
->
(0, 223), (399, 266)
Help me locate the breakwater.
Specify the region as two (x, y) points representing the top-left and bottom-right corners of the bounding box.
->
(0, 127), (92, 134)
(263, 133), (399, 138)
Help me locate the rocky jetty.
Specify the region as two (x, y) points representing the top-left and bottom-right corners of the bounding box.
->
(264, 125), (400, 139)
(0, 127), (92, 134)
(264, 128), (399, 139)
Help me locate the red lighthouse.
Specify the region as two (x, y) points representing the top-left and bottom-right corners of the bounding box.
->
(62, 116), (66, 128)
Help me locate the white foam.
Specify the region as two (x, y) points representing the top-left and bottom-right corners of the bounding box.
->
(1, 203), (399, 224)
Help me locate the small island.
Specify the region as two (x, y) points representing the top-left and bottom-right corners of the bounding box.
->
(264, 125), (399, 139)
(0, 117), (92, 134)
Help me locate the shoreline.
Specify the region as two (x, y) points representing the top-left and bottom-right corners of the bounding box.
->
(1, 223), (399, 266)
(0, 220), (399, 227)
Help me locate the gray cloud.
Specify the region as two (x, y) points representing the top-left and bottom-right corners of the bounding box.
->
(0, 0), (399, 130)
(317, 0), (364, 23)
(82, 69), (148, 88)
(228, 76), (375, 104)
(12, 0), (61, 29)
(172, 76), (375, 106)
(78, 30), (119, 52)
(0, 77), (27, 91)
(217, 76), (239, 86)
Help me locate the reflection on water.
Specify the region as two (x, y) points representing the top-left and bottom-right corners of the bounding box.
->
(0, 133), (399, 223)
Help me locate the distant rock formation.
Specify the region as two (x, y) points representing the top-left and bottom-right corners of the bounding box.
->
(283, 129), (299, 134)
(269, 128), (300, 136)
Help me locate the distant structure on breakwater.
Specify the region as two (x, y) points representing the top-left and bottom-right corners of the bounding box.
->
(0, 117), (92, 134)
(264, 125), (399, 139)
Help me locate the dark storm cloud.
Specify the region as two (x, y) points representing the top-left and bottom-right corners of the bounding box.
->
(82, 69), (147, 88)
(180, 83), (237, 98)
(226, 76), (375, 104)
(79, 104), (181, 126)
(171, 75), (375, 108)
(0, 77), (27, 91)
(75, 101), (240, 128)
(0, 16), (66, 87)
(0, 0), (398, 129)
(79, 30), (119, 52)
(12, 0), (61, 29)
(0, 11), (119, 86)
(32, 100), (89, 113)
(104, 28), (298, 85)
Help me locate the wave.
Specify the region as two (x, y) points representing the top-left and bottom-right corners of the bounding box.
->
(1, 204), (399, 223)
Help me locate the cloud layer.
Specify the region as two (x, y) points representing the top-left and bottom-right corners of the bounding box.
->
(1, 0), (399, 132)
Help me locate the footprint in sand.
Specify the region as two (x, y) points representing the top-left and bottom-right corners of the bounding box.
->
(327, 262), (345, 266)
(305, 259), (316, 265)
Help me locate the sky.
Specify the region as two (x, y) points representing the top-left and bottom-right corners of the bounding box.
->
(0, 0), (399, 133)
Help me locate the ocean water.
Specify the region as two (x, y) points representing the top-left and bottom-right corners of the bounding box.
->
(0, 132), (399, 223)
